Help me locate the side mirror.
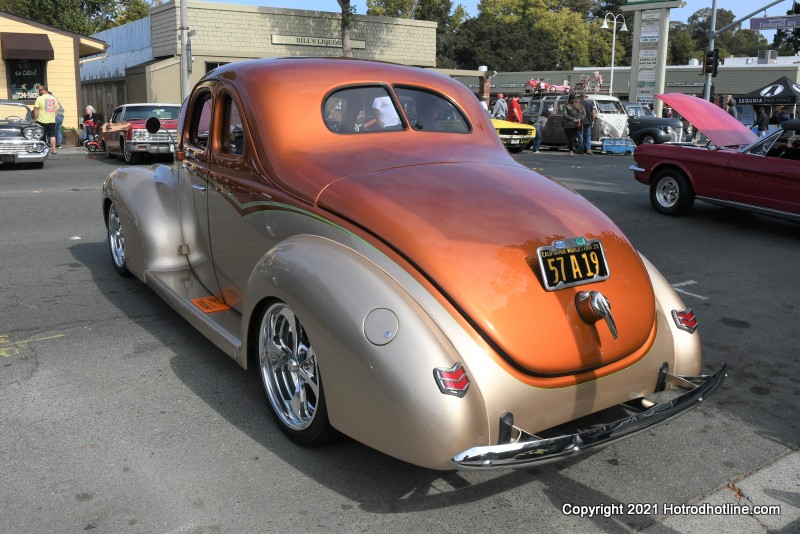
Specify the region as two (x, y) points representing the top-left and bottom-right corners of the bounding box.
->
(145, 116), (161, 134)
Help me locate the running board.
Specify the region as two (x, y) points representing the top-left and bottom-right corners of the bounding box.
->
(145, 269), (243, 360)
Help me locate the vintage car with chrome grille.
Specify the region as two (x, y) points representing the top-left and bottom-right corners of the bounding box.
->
(491, 118), (535, 152)
(99, 103), (180, 163)
(0, 101), (48, 168)
(102, 58), (726, 470)
(632, 93), (799, 221)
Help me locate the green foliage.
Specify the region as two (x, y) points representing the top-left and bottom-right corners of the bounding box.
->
(771, 2), (800, 54)
(0, 0), (160, 34)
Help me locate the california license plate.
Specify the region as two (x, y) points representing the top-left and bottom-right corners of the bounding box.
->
(510, 139), (520, 145)
(535, 237), (609, 291)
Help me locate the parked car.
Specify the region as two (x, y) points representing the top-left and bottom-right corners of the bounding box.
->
(99, 103), (180, 163)
(491, 118), (535, 152)
(102, 58), (725, 470)
(540, 94), (629, 150)
(622, 102), (686, 145)
(631, 93), (799, 220)
(0, 101), (48, 168)
(520, 95), (558, 124)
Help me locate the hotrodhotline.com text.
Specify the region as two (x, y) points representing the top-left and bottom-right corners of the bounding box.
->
(562, 503), (782, 518)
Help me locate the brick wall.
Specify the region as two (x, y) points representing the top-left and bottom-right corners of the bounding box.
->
(150, 1), (436, 67)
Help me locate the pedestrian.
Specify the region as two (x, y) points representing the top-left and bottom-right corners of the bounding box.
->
(33, 85), (58, 154)
(726, 96), (737, 120)
(479, 94), (489, 113)
(83, 105), (98, 141)
(776, 106), (790, 124)
(561, 93), (585, 156)
(492, 93), (508, 120)
(756, 106), (769, 137)
(579, 94), (595, 154)
(531, 110), (549, 153)
(507, 95), (523, 123)
(52, 95), (65, 148)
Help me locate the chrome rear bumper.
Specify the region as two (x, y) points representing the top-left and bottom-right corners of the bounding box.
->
(452, 363), (727, 470)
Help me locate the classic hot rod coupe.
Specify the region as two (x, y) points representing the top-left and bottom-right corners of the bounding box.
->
(103, 58), (726, 470)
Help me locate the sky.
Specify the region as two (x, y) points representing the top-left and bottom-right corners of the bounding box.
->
(201, 0), (794, 26)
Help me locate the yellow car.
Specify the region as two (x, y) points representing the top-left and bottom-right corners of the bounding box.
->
(492, 118), (535, 153)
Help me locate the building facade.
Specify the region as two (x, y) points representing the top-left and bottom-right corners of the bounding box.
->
(1, 11), (106, 130)
(80, 1), (437, 117)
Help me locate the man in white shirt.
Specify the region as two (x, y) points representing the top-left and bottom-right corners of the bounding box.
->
(372, 96), (401, 128)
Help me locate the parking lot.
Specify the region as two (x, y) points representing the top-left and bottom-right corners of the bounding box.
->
(0, 150), (797, 533)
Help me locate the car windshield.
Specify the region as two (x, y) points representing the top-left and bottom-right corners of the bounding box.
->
(0, 103), (31, 121)
(595, 100), (625, 114)
(124, 106), (180, 120)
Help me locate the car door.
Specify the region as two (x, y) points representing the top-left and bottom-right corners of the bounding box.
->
(177, 85), (220, 296)
(207, 87), (280, 311)
(726, 133), (800, 214)
(101, 107), (123, 154)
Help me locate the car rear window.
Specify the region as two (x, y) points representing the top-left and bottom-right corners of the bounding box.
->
(323, 85), (470, 134)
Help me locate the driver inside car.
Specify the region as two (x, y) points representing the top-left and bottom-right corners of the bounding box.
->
(372, 95), (401, 129)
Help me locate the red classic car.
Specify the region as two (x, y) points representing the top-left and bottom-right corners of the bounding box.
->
(99, 103), (180, 163)
(102, 58), (725, 470)
(631, 93), (800, 221)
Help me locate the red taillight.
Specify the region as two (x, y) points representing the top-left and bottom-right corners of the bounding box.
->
(433, 363), (470, 397)
(672, 308), (698, 333)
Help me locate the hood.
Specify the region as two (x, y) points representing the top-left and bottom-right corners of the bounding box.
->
(318, 162), (656, 376)
(657, 93), (757, 147)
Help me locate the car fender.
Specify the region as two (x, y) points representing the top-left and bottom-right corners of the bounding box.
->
(102, 164), (188, 281)
(639, 253), (701, 376)
(241, 235), (490, 470)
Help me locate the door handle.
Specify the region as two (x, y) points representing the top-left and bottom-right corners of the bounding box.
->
(191, 184), (207, 191)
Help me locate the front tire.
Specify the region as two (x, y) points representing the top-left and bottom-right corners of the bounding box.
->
(508, 146), (524, 153)
(257, 302), (336, 446)
(650, 168), (694, 215)
(107, 202), (131, 276)
(641, 134), (656, 145)
(123, 142), (141, 164)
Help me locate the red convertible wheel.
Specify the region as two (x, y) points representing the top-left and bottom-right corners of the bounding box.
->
(257, 302), (336, 445)
(650, 169), (694, 215)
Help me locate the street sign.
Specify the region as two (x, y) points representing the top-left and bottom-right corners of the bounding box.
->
(750, 15), (800, 29)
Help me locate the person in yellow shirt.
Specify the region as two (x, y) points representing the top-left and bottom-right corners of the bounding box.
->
(33, 85), (58, 154)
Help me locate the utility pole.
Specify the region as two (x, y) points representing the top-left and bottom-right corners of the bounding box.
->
(703, 0), (717, 101)
(180, 0), (190, 102)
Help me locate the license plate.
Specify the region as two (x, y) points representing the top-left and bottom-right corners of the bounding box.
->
(510, 139), (520, 145)
(169, 144), (176, 153)
(534, 237), (609, 291)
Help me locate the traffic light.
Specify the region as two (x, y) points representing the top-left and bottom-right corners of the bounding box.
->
(702, 49), (719, 77)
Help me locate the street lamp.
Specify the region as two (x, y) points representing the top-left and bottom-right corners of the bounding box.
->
(601, 13), (628, 96)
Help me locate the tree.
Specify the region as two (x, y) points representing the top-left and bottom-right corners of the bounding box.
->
(772, 2), (800, 54)
(338, 0), (355, 57)
(668, 23), (697, 65)
(0, 0), (159, 34)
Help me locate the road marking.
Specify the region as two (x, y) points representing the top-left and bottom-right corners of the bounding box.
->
(671, 280), (708, 300)
(0, 333), (65, 358)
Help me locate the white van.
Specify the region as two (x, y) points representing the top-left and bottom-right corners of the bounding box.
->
(539, 94), (629, 150)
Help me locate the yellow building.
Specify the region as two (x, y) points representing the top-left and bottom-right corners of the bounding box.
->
(1, 11), (106, 131)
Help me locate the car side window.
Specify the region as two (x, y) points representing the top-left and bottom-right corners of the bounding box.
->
(220, 93), (245, 156)
(110, 108), (122, 123)
(394, 86), (470, 133)
(187, 91), (212, 150)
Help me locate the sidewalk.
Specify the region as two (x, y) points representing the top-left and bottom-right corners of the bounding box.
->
(48, 144), (95, 160)
(644, 449), (799, 533)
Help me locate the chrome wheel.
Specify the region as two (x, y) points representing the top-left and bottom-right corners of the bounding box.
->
(654, 176), (679, 209)
(123, 142), (140, 164)
(107, 203), (130, 276)
(641, 135), (655, 144)
(259, 303), (320, 432)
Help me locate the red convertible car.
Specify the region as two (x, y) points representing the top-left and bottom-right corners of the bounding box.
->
(631, 93), (799, 221)
(102, 58), (725, 470)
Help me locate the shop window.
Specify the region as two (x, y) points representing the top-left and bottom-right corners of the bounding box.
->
(205, 62), (229, 73)
(6, 59), (45, 100)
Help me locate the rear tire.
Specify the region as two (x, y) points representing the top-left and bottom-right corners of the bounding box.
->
(650, 168), (694, 215)
(256, 301), (337, 446)
(105, 141), (116, 159)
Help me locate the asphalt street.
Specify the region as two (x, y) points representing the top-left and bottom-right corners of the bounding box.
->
(0, 147), (797, 533)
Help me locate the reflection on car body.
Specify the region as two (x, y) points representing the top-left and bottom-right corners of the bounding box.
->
(102, 58), (725, 471)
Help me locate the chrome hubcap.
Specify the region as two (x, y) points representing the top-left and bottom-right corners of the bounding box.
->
(259, 304), (319, 430)
(656, 177), (679, 208)
(108, 204), (125, 268)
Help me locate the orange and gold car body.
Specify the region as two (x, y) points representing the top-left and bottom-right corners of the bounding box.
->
(102, 58), (724, 470)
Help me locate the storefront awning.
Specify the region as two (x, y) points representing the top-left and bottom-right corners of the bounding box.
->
(1, 33), (54, 60)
